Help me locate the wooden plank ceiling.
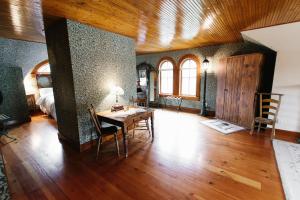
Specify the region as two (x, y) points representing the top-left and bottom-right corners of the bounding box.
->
(1, 0), (300, 54)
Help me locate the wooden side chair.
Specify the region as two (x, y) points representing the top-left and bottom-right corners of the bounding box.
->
(131, 96), (147, 107)
(0, 114), (17, 144)
(88, 104), (120, 159)
(250, 93), (283, 140)
(131, 97), (150, 138)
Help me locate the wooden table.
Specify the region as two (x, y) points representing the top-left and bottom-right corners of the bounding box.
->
(97, 107), (154, 158)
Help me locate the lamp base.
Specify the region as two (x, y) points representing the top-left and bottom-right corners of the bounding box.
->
(201, 110), (208, 117)
(111, 104), (124, 112)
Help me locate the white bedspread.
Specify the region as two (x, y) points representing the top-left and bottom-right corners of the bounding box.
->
(273, 139), (300, 200)
(36, 94), (56, 120)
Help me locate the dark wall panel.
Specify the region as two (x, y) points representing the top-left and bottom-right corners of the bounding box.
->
(0, 67), (29, 122)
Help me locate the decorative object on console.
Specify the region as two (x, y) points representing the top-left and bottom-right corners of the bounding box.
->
(201, 57), (210, 116)
(111, 86), (124, 112)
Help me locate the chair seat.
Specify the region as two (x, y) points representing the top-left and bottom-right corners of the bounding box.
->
(254, 117), (274, 125)
(101, 126), (118, 135)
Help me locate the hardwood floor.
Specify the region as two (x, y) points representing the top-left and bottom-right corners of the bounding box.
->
(0, 109), (298, 200)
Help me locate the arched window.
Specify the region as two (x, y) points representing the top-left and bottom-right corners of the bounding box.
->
(179, 55), (200, 98)
(31, 60), (50, 75)
(159, 59), (174, 95)
(37, 63), (51, 73)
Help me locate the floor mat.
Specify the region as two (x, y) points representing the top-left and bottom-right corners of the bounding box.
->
(273, 139), (300, 200)
(201, 119), (245, 134)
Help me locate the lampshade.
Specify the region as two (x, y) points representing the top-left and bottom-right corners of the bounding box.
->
(112, 86), (124, 96)
(202, 57), (210, 71)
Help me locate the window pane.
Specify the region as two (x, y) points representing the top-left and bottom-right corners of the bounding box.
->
(190, 60), (197, 68)
(182, 69), (189, 78)
(189, 78), (197, 96)
(182, 61), (189, 69)
(160, 60), (174, 94)
(180, 58), (198, 96)
(161, 61), (173, 70)
(181, 78), (189, 95)
(37, 63), (51, 73)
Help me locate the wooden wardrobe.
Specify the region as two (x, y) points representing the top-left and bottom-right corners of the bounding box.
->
(216, 53), (264, 128)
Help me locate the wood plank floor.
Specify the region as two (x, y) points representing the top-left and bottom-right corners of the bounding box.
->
(1, 109), (298, 200)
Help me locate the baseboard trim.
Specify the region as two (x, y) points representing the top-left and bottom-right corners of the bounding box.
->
(57, 132), (81, 151)
(80, 139), (98, 152)
(158, 104), (200, 114)
(276, 129), (300, 134)
(158, 104), (215, 116)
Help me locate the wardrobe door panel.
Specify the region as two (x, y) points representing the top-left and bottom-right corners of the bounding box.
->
(238, 54), (263, 128)
(223, 56), (244, 124)
(216, 58), (227, 119)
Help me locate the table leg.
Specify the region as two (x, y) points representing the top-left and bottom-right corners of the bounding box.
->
(150, 114), (154, 142)
(178, 98), (183, 111)
(121, 125), (128, 158)
(163, 98), (167, 108)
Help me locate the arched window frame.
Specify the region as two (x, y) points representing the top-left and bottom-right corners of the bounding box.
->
(31, 60), (50, 75)
(178, 54), (201, 100)
(158, 57), (176, 95)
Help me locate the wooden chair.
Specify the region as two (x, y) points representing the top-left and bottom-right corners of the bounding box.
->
(0, 114), (17, 144)
(131, 97), (150, 138)
(131, 96), (147, 107)
(250, 93), (283, 140)
(88, 104), (120, 159)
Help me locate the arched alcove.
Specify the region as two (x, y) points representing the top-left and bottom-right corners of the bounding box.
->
(23, 60), (50, 98)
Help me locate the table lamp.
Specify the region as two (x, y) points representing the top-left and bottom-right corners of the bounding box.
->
(111, 86), (124, 112)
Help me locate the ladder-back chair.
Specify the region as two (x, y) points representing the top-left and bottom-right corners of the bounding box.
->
(131, 97), (150, 138)
(250, 93), (283, 140)
(88, 104), (120, 159)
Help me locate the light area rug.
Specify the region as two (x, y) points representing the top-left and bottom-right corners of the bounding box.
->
(273, 139), (300, 200)
(200, 119), (245, 134)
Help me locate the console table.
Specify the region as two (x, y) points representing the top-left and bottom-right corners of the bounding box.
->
(162, 96), (183, 110)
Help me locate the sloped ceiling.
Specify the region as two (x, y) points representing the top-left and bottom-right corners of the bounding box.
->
(0, 0), (300, 53)
(242, 22), (300, 52)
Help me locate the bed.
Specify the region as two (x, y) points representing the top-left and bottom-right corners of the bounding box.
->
(35, 74), (56, 120)
(36, 88), (56, 120)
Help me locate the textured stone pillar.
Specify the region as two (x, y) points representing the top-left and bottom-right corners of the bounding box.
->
(45, 18), (136, 150)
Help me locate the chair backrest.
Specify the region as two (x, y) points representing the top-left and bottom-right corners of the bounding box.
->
(131, 96), (147, 107)
(258, 93), (283, 122)
(88, 104), (102, 136)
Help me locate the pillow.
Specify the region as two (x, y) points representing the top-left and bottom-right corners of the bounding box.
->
(39, 88), (53, 97)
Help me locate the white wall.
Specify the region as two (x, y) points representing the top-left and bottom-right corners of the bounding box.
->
(242, 22), (300, 132)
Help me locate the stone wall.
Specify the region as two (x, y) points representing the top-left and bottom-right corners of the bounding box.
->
(137, 41), (276, 112)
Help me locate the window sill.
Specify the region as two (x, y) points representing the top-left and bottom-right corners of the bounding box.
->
(159, 94), (200, 101)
